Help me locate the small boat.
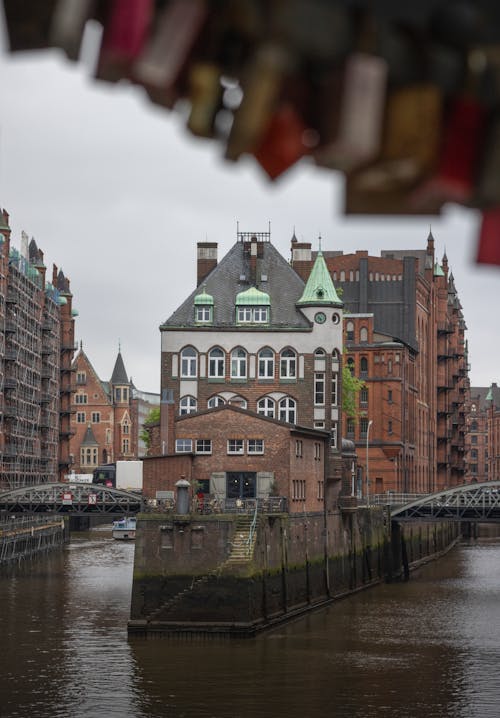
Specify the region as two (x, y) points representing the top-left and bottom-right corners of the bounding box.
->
(112, 517), (136, 540)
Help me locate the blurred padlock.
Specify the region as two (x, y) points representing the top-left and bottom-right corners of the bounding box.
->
(473, 115), (500, 207)
(133, 0), (208, 109)
(349, 84), (442, 194)
(96, 0), (153, 82)
(252, 102), (310, 180)
(225, 43), (293, 161)
(186, 62), (222, 138)
(49, 0), (96, 61)
(476, 208), (500, 265)
(3, 0), (57, 51)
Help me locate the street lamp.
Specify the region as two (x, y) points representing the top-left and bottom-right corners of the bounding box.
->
(366, 419), (373, 506)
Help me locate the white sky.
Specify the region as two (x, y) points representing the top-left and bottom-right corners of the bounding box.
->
(0, 15), (497, 394)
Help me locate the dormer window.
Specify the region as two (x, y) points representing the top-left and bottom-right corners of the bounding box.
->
(196, 305), (212, 323)
(194, 286), (214, 324)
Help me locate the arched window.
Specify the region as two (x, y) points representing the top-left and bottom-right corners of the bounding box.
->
(360, 327), (368, 343)
(279, 397), (297, 424)
(360, 356), (368, 378)
(179, 396), (197, 415)
(280, 349), (296, 379)
(258, 347), (274, 379)
(470, 420), (478, 432)
(315, 348), (326, 358)
(340, 270), (345, 281)
(231, 347), (247, 379)
(181, 346), (197, 378)
(257, 396), (275, 417)
(208, 347), (225, 378)
(208, 395), (225, 409)
(229, 395), (247, 409)
(347, 357), (355, 376)
(346, 321), (354, 341)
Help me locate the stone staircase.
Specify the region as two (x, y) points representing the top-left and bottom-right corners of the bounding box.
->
(146, 515), (257, 623)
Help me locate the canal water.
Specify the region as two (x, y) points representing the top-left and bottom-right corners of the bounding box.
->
(1, 528), (500, 718)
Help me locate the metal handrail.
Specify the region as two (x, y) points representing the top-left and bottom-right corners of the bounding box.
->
(245, 501), (259, 555)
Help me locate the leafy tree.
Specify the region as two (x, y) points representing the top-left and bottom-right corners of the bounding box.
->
(140, 406), (160, 449)
(342, 365), (365, 421)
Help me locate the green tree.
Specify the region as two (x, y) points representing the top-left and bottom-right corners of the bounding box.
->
(342, 365), (365, 421)
(140, 406), (160, 449)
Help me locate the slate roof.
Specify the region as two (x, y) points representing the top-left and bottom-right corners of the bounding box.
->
(161, 241), (311, 329)
(81, 424), (98, 446)
(110, 351), (129, 385)
(470, 384), (500, 411)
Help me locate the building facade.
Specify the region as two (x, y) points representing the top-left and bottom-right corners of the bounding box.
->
(464, 386), (491, 483)
(0, 208), (76, 489)
(69, 346), (159, 474)
(292, 231), (469, 495)
(153, 230), (345, 508)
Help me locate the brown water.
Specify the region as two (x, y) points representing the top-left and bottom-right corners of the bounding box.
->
(1, 528), (500, 718)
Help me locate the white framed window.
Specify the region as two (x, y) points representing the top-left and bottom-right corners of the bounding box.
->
(280, 349), (296, 379)
(253, 307), (268, 323)
(122, 422), (129, 434)
(122, 388), (128, 402)
(314, 442), (321, 460)
(292, 479), (306, 500)
(175, 439), (193, 453)
(228, 395), (247, 409)
(75, 393), (88, 404)
(346, 321), (354, 341)
(179, 396), (197, 415)
(122, 438), (129, 453)
(76, 371), (86, 385)
(81, 446), (98, 466)
(195, 306), (212, 323)
(248, 439), (264, 454)
(258, 347), (274, 379)
(208, 347), (225, 378)
(181, 346), (197, 378)
(360, 327), (368, 342)
(195, 439), (212, 454)
(114, 387), (122, 403)
(231, 348), (247, 379)
(330, 424), (337, 449)
(295, 439), (303, 458)
(227, 439), (244, 454)
(208, 395), (225, 409)
(314, 373), (325, 405)
(257, 396), (275, 417)
(237, 306), (252, 322)
(279, 397), (296, 424)
(237, 306), (268, 323)
(76, 412), (85, 423)
(91, 412), (100, 423)
(331, 373), (338, 406)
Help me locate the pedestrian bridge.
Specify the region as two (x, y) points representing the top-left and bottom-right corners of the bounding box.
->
(370, 481), (500, 522)
(0, 483), (144, 516)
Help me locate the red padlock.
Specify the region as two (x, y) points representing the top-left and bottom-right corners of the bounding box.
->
(96, 0), (153, 83)
(477, 208), (500, 266)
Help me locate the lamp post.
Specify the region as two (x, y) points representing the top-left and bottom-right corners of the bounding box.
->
(366, 419), (373, 506)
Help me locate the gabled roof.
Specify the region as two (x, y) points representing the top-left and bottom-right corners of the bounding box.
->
(81, 424), (98, 446)
(297, 250), (343, 306)
(72, 348), (113, 404)
(162, 241), (310, 329)
(111, 351), (129, 385)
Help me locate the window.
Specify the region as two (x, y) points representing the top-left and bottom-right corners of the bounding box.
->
(292, 479), (306, 500)
(114, 388), (121, 403)
(181, 346), (197, 377)
(106, 429), (112, 444)
(81, 446), (98, 466)
(360, 387), (368, 405)
(295, 439), (303, 457)
(471, 435), (478, 445)
(347, 358), (355, 376)
(237, 306), (269, 323)
(330, 424), (337, 449)
(253, 307), (268, 323)
(76, 412), (85, 423)
(314, 373), (325, 405)
(237, 306), (252, 323)
(175, 439), (193, 453)
(258, 347), (274, 379)
(228, 439), (244, 454)
(228, 395), (247, 409)
(331, 374), (338, 406)
(76, 371), (86, 385)
(388, 390), (393, 403)
(360, 356), (368, 378)
(196, 305), (212, 323)
(231, 348), (247, 379)
(122, 422), (129, 434)
(122, 388), (128, 402)
(346, 418), (355, 437)
(360, 418), (369, 438)
(471, 449), (478, 459)
(208, 395), (225, 409)
(122, 438), (129, 453)
(248, 439), (264, 454)
(360, 327), (368, 343)
(257, 396), (275, 417)
(314, 442), (321, 460)
(388, 420), (393, 434)
(470, 420), (478, 432)
(279, 396), (296, 424)
(346, 321), (354, 341)
(208, 347), (225, 378)
(179, 396), (197, 415)
(470, 463), (478, 474)
(196, 439), (212, 454)
(280, 349), (296, 379)
(317, 481), (324, 500)
(75, 393), (88, 404)
(91, 412), (100, 423)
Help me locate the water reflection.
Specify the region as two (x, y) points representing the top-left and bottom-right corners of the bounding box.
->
(1, 531), (500, 718)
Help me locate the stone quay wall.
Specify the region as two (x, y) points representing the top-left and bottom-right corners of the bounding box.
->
(129, 508), (459, 637)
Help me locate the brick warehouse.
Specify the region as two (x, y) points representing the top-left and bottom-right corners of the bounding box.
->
(292, 231), (469, 494)
(69, 346), (159, 473)
(145, 228), (345, 510)
(0, 208), (76, 488)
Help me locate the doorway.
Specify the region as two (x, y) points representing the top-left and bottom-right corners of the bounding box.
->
(226, 472), (256, 499)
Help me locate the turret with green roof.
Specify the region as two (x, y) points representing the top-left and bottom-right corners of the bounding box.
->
(296, 250), (343, 307)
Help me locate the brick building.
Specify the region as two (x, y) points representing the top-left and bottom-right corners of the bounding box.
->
(148, 229), (345, 509)
(0, 208), (76, 489)
(292, 231), (469, 495)
(464, 386), (491, 483)
(69, 345), (159, 474)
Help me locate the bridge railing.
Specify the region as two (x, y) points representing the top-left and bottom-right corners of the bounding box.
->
(358, 493), (425, 507)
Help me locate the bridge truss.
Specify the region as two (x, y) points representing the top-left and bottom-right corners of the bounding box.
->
(391, 481), (500, 522)
(0, 483), (144, 515)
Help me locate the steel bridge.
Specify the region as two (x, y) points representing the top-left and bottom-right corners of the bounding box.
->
(0, 483), (144, 516)
(382, 481), (500, 522)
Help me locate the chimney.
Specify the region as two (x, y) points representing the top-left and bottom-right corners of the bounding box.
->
(197, 242), (218, 286)
(291, 241), (312, 281)
(250, 236), (258, 284)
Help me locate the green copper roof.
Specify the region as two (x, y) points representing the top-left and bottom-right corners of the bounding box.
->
(297, 251), (342, 306)
(194, 288), (214, 305)
(434, 262), (445, 277)
(0, 215), (10, 231)
(486, 386), (494, 401)
(235, 286), (270, 306)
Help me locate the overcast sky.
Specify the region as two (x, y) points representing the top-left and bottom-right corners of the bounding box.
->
(0, 14), (497, 394)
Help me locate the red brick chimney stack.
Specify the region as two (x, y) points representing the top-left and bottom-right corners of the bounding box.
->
(197, 242), (218, 286)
